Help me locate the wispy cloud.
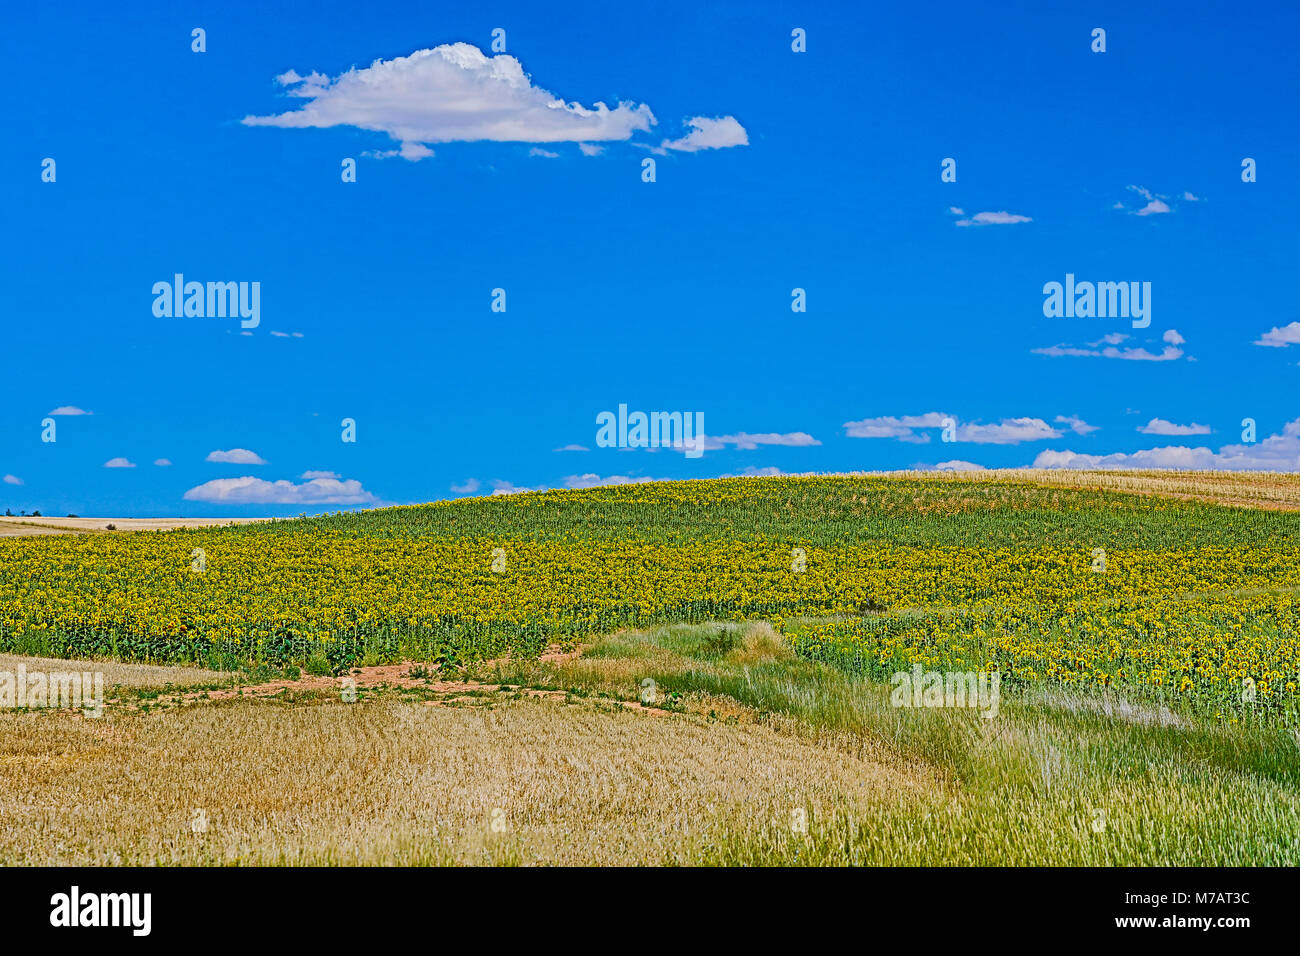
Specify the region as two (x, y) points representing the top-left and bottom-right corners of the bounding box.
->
(104, 457), (136, 468)
(2, 474), (23, 486)
(1034, 329), (1186, 362)
(952, 210), (1032, 227)
(844, 413), (1062, 445)
(48, 406), (91, 416)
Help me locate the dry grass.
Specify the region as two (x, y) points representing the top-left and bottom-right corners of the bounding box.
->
(0, 517), (267, 537)
(865, 468), (1300, 510)
(0, 693), (934, 865)
(0, 654), (234, 691)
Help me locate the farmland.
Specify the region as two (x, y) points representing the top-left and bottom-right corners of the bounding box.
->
(2, 471), (1300, 866)
(2, 472), (1299, 726)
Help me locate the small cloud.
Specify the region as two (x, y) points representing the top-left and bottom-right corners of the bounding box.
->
(364, 142), (436, 161)
(660, 115), (748, 153)
(1089, 333), (1129, 346)
(844, 413), (1058, 445)
(48, 406), (91, 416)
(104, 457), (136, 468)
(489, 479), (546, 495)
(1163, 329), (1185, 346)
(1112, 201), (1125, 210)
(528, 147), (559, 158)
(206, 448), (268, 465)
(926, 460), (987, 472)
(579, 143), (605, 156)
(698, 431), (820, 452)
(1137, 418), (1211, 436)
(1135, 198), (1171, 216)
(1183, 191), (1200, 201)
(1254, 321), (1300, 348)
(300, 469), (339, 479)
(949, 206), (964, 215)
(954, 210), (1032, 227)
(2, 474), (23, 486)
(553, 444), (589, 452)
(153, 458), (172, 467)
(270, 331), (289, 338)
(450, 478), (481, 494)
(1054, 415), (1099, 436)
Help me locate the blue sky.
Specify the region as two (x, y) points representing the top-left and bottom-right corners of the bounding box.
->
(3, 0), (1299, 516)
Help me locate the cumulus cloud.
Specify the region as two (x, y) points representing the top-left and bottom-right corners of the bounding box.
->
(243, 43), (658, 160)
(1123, 184), (1198, 216)
(919, 460), (987, 472)
(183, 475), (380, 504)
(1254, 321), (1300, 348)
(579, 143), (605, 156)
(1137, 418), (1210, 436)
(953, 210), (1032, 227)
(1034, 418), (1300, 471)
(659, 116), (748, 153)
(206, 448), (268, 465)
(48, 406), (91, 416)
(844, 413), (1060, 445)
(3, 474), (23, 485)
(154, 458), (172, 467)
(104, 458), (136, 468)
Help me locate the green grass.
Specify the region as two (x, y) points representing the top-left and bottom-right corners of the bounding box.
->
(487, 621), (1300, 864)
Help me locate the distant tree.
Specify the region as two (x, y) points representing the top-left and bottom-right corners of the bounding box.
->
(3, 509), (11, 517)
(67, 513), (78, 518)
(31, 510), (41, 517)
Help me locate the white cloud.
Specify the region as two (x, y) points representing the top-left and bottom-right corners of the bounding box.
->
(959, 418), (1061, 444)
(563, 473), (661, 489)
(206, 448), (268, 465)
(925, 460), (987, 472)
(450, 478), (481, 494)
(1183, 191), (1200, 201)
(183, 475), (380, 504)
(489, 479), (546, 495)
(1033, 339), (1185, 362)
(554, 444), (589, 452)
(528, 147), (559, 158)
(1254, 321), (1300, 348)
(843, 412), (949, 442)
(660, 116), (748, 153)
(300, 470), (339, 479)
(1054, 415), (1099, 435)
(1163, 329), (1185, 346)
(844, 413), (1059, 445)
(48, 406), (91, 416)
(949, 206), (963, 215)
(698, 431), (821, 451)
(1135, 199), (1171, 216)
(243, 43), (658, 160)
(1137, 418), (1210, 436)
(1034, 418), (1300, 471)
(579, 143), (605, 156)
(3, 474), (22, 485)
(154, 458), (172, 467)
(1090, 333), (1129, 346)
(953, 210), (1032, 227)
(104, 458), (136, 468)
